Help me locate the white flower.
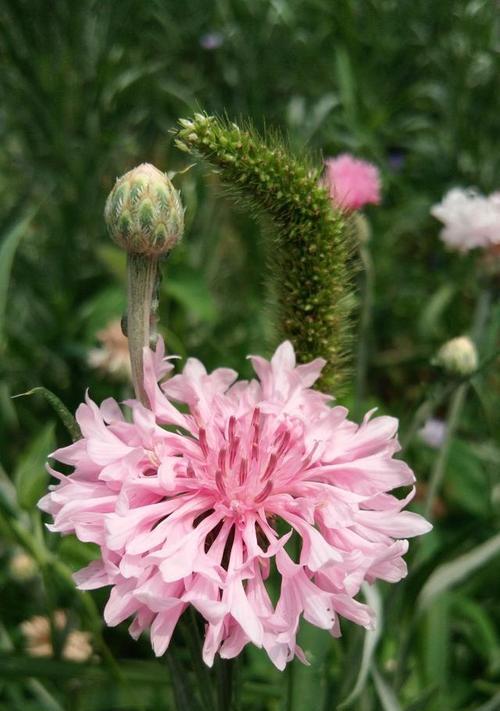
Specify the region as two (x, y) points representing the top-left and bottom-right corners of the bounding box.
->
(436, 336), (478, 376)
(431, 188), (500, 252)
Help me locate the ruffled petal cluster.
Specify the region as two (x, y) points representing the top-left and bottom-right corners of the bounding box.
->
(324, 154), (381, 211)
(431, 188), (500, 252)
(40, 340), (430, 669)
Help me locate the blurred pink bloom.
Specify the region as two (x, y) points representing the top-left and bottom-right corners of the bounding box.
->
(324, 154), (381, 211)
(40, 340), (430, 669)
(431, 188), (500, 252)
(21, 611), (92, 662)
(418, 418), (447, 449)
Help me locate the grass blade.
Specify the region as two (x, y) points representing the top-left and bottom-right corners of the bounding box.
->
(371, 665), (403, 711)
(0, 206), (38, 348)
(418, 533), (500, 612)
(338, 583), (382, 708)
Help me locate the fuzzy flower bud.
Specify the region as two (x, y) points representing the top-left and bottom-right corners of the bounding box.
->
(105, 163), (184, 256)
(323, 154), (381, 212)
(436, 336), (478, 376)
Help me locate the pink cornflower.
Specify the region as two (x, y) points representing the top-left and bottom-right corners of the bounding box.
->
(323, 154), (381, 211)
(40, 340), (430, 669)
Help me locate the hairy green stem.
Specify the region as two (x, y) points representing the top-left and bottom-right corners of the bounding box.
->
(175, 114), (356, 394)
(126, 253), (159, 405)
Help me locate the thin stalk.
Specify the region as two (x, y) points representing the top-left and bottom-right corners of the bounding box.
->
(400, 382), (448, 452)
(166, 652), (200, 711)
(126, 252), (159, 405)
(423, 382), (467, 520)
(354, 241), (374, 418)
(424, 286), (492, 520)
(216, 658), (235, 711)
(285, 659), (295, 711)
(182, 610), (216, 711)
(32, 512), (63, 659)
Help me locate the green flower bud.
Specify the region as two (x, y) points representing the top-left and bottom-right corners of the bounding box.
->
(105, 163), (184, 256)
(436, 336), (478, 376)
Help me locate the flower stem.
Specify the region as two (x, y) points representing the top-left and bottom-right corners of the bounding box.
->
(125, 253), (159, 406)
(424, 286), (492, 520)
(215, 658), (236, 711)
(182, 610), (217, 711)
(354, 241), (374, 419)
(400, 382), (447, 452)
(423, 382), (467, 520)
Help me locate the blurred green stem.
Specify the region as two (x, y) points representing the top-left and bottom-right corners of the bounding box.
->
(354, 241), (374, 419)
(166, 652), (200, 711)
(423, 382), (467, 520)
(401, 382), (446, 452)
(216, 658), (238, 711)
(182, 610), (217, 711)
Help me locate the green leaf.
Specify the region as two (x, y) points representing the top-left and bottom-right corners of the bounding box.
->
(418, 532), (500, 611)
(0, 655), (169, 685)
(421, 594), (450, 695)
(0, 206), (38, 348)
(338, 583), (382, 708)
(163, 266), (217, 323)
(445, 439), (489, 517)
(417, 284), (456, 338)
(335, 46), (357, 127)
(371, 666), (403, 711)
(12, 387), (81, 442)
(474, 691), (500, 711)
(79, 286), (127, 341)
(285, 620), (333, 710)
(451, 594), (500, 669)
(14, 423), (56, 510)
(26, 679), (65, 711)
(96, 244), (127, 281)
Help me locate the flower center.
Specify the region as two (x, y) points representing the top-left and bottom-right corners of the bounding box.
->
(195, 407), (295, 513)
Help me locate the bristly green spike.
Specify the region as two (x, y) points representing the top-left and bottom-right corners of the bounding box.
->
(175, 114), (358, 394)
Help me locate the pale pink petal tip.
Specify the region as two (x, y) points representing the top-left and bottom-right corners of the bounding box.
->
(324, 154), (381, 211)
(41, 336), (430, 669)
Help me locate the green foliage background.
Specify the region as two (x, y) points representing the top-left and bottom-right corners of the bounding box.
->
(0, 1), (499, 709)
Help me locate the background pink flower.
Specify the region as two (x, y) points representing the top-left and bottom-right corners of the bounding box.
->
(431, 187), (500, 252)
(40, 340), (430, 669)
(324, 154), (381, 211)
